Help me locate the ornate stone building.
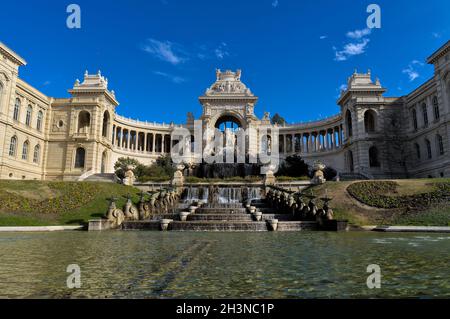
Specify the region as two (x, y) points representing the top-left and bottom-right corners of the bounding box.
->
(0, 41), (449, 180)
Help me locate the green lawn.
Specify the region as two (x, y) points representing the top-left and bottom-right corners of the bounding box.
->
(308, 179), (450, 227)
(0, 181), (140, 226)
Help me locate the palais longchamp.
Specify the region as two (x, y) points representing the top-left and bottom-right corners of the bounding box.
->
(0, 41), (449, 181)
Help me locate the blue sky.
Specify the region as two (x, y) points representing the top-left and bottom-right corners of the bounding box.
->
(1, 0), (449, 124)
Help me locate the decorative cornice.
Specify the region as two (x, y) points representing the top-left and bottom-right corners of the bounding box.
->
(0, 42), (27, 66)
(427, 40), (450, 64)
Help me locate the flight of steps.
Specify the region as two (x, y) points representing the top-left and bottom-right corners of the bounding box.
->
(84, 173), (119, 183)
(122, 199), (319, 232)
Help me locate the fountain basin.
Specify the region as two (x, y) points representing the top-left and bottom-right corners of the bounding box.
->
(170, 221), (268, 232)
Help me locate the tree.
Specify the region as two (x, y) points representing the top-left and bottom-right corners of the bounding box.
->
(114, 155), (176, 182)
(276, 155), (310, 177)
(114, 157), (142, 179)
(271, 113), (287, 126)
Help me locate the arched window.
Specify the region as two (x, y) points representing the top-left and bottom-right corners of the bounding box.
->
(433, 97), (440, 121)
(36, 111), (43, 131)
(422, 103), (428, 127)
(425, 139), (432, 159)
(411, 108), (418, 131)
(364, 110), (376, 133)
(346, 110), (353, 137)
(436, 135), (444, 156)
(75, 147), (86, 168)
(22, 141), (29, 160)
(78, 111), (91, 133)
(25, 105), (33, 126)
(9, 136), (17, 156)
(33, 145), (41, 164)
(102, 111), (110, 138)
(414, 143), (421, 160)
(13, 98), (20, 121)
(369, 146), (380, 167)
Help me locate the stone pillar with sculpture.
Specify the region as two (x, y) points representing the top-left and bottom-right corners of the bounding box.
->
(171, 164), (185, 187)
(123, 165), (136, 186)
(311, 161), (326, 185)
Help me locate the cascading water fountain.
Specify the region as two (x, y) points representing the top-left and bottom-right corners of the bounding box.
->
(182, 186), (262, 205)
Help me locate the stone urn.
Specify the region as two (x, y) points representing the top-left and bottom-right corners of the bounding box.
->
(189, 206), (198, 214)
(267, 219), (279, 231)
(179, 212), (190, 222)
(253, 211), (263, 222)
(160, 219), (173, 231)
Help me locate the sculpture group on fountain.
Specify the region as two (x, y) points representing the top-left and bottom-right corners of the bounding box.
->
(265, 187), (334, 224)
(105, 189), (181, 227)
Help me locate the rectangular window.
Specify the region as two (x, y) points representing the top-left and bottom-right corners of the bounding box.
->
(412, 109), (417, 131)
(422, 104), (428, 127)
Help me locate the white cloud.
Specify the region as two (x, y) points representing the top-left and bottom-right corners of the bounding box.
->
(272, 0), (279, 8)
(142, 38), (187, 65)
(402, 60), (425, 82)
(153, 71), (186, 84)
(346, 28), (372, 39)
(334, 38), (370, 61)
(320, 35), (328, 40)
(432, 32), (441, 39)
(43, 81), (51, 86)
(402, 66), (419, 82)
(215, 43), (230, 60)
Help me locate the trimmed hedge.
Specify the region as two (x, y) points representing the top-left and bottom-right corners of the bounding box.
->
(347, 181), (450, 209)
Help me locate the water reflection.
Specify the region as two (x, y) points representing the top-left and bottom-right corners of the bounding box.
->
(0, 232), (449, 298)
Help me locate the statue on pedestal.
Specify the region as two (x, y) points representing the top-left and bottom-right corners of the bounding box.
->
(311, 161), (326, 185)
(123, 165), (136, 186)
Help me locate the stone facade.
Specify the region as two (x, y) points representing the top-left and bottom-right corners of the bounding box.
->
(0, 41), (449, 180)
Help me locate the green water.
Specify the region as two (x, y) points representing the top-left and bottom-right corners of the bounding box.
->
(0, 231), (449, 298)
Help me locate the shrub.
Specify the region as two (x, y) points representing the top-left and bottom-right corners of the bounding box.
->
(347, 181), (450, 209)
(115, 155), (175, 182)
(276, 155), (310, 177)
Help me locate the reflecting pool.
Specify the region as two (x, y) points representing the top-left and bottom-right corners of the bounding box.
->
(0, 231), (449, 298)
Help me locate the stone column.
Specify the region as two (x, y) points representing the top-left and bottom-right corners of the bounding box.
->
(152, 133), (156, 154)
(331, 129), (336, 149)
(308, 134), (312, 153)
(315, 133), (319, 152)
(143, 132), (147, 152)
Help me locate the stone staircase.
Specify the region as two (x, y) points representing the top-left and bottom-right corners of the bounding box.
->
(122, 199), (318, 232)
(84, 173), (119, 183)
